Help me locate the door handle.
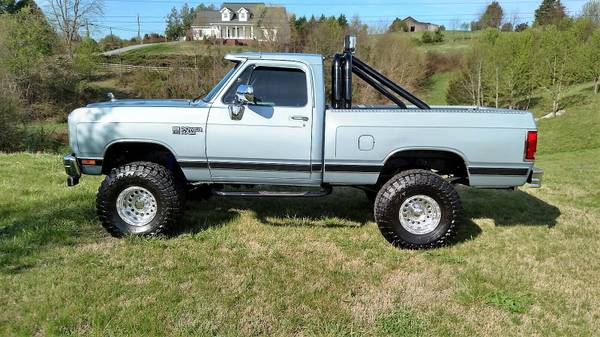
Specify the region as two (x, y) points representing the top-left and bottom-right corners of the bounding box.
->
(291, 116), (309, 121)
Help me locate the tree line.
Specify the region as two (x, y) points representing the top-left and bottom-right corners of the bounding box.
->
(447, 19), (600, 115)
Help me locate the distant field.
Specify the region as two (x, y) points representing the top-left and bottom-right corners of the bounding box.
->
(121, 41), (252, 57)
(380, 30), (481, 54)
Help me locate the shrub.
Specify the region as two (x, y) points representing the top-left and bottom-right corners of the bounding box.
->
(425, 52), (462, 75)
(0, 80), (25, 152)
(421, 31), (433, 44)
(74, 37), (101, 77)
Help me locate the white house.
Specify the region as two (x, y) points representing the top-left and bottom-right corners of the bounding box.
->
(191, 2), (286, 43)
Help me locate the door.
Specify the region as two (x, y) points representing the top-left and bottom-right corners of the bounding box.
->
(206, 62), (314, 184)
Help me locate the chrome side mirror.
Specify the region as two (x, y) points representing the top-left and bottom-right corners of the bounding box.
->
(229, 85), (254, 120)
(236, 84), (254, 104)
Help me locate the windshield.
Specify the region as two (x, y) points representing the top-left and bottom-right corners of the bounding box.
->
(201, 62), (240, 103)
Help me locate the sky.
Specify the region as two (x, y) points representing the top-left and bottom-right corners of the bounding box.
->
(37, 0), (588, 39)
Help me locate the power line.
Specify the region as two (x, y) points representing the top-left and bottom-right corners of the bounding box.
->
(97, 0), (588, 5)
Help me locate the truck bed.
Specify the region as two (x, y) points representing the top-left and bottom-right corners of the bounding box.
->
(322, 106), (537, 188)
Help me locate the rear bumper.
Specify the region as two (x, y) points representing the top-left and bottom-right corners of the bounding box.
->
(63, 154), (81, 187)
(527, 167), (544, 188)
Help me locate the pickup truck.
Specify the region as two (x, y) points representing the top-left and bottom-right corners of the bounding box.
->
(64, 37), (543, 249)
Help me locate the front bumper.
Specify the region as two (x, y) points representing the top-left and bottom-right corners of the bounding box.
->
(527, 167), (544, 188)
(63, 154), (81, 187)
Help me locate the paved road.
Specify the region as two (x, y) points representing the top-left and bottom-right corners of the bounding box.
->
(101, 43), (158, 56)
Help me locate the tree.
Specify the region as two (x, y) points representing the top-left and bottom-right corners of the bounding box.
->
(47, 0), (103, 58)
(581, 0), (600, 25)
(534, 0), (567, 26)
(337, 14), (348, 27)
(533, 25), (577, 114)
(433, 28), (444, 42)
(421, 31), (433, 43)
(98, 33), (122, 51)
(446, 29), (537, 109)
(478, 1), (504, 29)
(578, 30), (600, 93)
(388, 17), (407, 32)
(0, 7), (54, 80)
(165, 7), (183, 41)
(501, 22), (514, 32)
(181, 3), (194, 33)
(256, 5), (290, 50)
(515, 22), (529, 31)
(1, 0), (39, 14)
(73, 36), (100, 77)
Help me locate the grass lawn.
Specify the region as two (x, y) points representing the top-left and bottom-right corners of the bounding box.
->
(417, 72), (454, 105)
(2, 98), (600, 335)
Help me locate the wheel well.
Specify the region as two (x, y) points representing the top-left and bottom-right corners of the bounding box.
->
(378, 150), (469, 185)
(102, 142), (185, 179)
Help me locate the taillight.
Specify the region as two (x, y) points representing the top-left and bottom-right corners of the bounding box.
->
(524, 131), (538, 161)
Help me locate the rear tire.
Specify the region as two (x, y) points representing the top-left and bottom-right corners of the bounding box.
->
(96, 161), (185, 237)
(374, 169), (462, 249)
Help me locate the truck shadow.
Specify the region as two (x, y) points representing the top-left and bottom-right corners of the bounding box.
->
(179, 187), (560, 242)
(458, 187), (560, 228)
(0, 187), (560, 273)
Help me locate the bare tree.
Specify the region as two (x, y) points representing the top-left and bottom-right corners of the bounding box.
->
(47, 0), (103, 57)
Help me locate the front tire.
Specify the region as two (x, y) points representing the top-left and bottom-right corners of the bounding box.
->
(374, 169), (462, 249)
(96, 161), (184, 237)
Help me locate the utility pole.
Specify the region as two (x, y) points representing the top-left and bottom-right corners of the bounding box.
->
(85, 19), (90, 38)
(137, 14), (142, 44)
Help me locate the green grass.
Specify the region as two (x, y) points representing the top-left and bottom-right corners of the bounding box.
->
(418, 72), (454, 105)
(381, 30), (481, 54)
(536, 84), (600, 155)
(2, 117), (600, 335)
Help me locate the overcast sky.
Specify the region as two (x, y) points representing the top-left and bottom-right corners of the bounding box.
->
(37, 0), (588, 39)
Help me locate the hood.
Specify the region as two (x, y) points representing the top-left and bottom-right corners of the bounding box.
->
(86, 99), (192, 108)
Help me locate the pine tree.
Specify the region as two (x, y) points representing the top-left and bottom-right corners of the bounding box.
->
(478, 1), (504, 29)
(534, 0), (567, 26)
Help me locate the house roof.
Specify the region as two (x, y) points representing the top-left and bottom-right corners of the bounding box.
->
(402, 16), (438, 26)
(193, 2), (266, 26)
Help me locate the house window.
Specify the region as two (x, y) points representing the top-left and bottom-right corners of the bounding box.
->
(221, 10), (231, 21)
(410, 26), (415, 32)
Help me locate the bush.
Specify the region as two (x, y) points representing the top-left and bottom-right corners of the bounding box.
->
(74, 37), (101, 77)
(421, 29), (444, 44)
(0, 80), (25, 152)
(425, 52), (462, 75)
(421, 31), (434, 44)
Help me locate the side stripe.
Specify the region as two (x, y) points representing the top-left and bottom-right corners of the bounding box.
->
(324, 164), (383, 173)
(468, 167), (529, 175)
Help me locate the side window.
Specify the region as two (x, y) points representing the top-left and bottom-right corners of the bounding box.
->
(222, 66), (253, 104)
(249, 67), (307, 107)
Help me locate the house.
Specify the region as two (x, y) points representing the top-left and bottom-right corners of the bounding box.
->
(402, 16), (440, 32)
(191, 2), (288, 43)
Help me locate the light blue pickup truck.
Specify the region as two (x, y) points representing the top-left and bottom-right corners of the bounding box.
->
(64, 37), (543, 249)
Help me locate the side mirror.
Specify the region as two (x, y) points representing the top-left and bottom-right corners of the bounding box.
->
(229, 85), (254, 120)
(236, 84), (254, 104)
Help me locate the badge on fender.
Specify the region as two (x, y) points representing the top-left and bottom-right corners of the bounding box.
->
(172, 126), (203, 135)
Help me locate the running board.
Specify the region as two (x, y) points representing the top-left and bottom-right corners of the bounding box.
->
(213, 186), (332, 198)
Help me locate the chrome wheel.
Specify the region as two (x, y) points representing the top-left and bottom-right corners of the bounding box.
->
(116, 186), (158, 227)
(399, 195), (442, 235)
